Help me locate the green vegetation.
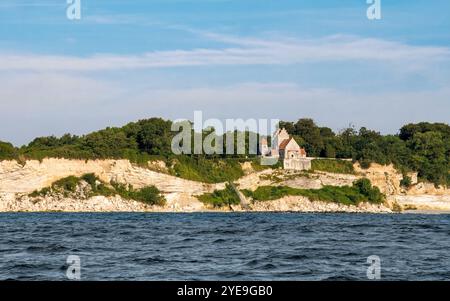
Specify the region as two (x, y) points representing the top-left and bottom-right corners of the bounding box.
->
(259, 173), (284, 183)
(280, 119), (450, 186)
(52, 176), (80, 194)
(29, 187), (52, 198)
(400, 175), (412, 188)
(250, 157), (283, 171)
(0, 141), (17, 160)
(311, 159), (355, 174)
(171, 156), (244, 183)
(242, 178), (384, 206)
(29, 173), (165, 206)
(110, 182), (165, 205)
(3, 118), (253, 183)
(1, 117), (448, 186)
(257, 169), (317, 183)
(18, 118), (173, 162)
(198, 183), (241, 208)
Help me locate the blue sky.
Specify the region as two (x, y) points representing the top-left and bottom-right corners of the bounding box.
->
(0, 0), (449, 145)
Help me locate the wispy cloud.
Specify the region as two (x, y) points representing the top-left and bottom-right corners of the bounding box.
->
(0, 34), (448, 72)
(1, 70), (449, 146)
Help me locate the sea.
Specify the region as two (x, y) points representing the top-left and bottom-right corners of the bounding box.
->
(0, 212), (449, 280)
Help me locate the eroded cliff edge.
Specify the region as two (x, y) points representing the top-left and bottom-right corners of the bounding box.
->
(0, 158), (448, 212)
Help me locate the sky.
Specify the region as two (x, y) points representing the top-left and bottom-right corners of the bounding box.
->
(0, 0), (449, 146)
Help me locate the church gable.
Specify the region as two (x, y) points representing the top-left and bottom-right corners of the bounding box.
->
(284, 138), (300, 152)
(278, 138), (292, 151)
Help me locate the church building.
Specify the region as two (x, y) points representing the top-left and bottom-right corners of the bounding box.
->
(260, 128), (311, 171)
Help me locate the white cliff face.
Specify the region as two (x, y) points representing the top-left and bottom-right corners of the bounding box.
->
(393, 195), (450, 211)
(0, 192), (213, 212)
(354, 163), (450, 211)
(354, 163), (405, 195)
(246, 196), (392, 213)
(0, 158), (222, 212)
(0, 193), (154, 212)
(0, 158), (224, 195)
(235, 169), (276, 190)
(0, 158), (448, 212)
(237, 163), (450, 212)
(0, 192), (392, 213)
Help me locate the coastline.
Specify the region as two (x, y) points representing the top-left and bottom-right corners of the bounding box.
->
(2, 192), (450, 214)
(403, 209), (450, 214)
(1, 158), (449, 214)
(0, 192), (392, 213)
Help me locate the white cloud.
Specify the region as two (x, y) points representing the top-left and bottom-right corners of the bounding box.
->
(1, 32), (449, 145)
(0, 73), (122, 113)
(0, 34), (448, 72)
(116, 82), (450, 132)
(1, 72), (449, 145)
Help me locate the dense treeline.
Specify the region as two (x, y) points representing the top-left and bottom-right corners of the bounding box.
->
(0, 118), (248, 183)
(280, 119), (450, 186)
(20, 118), (174, 161)
(0, 117), (449, 186)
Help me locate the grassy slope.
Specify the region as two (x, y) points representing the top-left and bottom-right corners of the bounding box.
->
(242, 179), (384, 206)
(311, 159), (355, 174)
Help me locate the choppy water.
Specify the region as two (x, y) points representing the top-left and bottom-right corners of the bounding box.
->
(0, 213), (449, 280)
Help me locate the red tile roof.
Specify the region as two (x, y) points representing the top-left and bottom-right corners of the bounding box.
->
(279, 138), (292, 150)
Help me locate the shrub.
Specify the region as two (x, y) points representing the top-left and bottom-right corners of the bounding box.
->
(94, 183), (116, 197)
(29, 187), (51, 198)
(81, 173), (97, 187)
(400, 175), (412, 188)
(241, 189), (253, 198)
(198, 183), (241, 208)
(130, 186), (166, 206)
(28, 174), (165, 206)
(52, 176), (80, 193)
(245, 178), (385, 205)
(29, 175), (82, 198)
(110, 181), (165, 206)
(353, 178), (384, 203)
(359, 160), (371, 169)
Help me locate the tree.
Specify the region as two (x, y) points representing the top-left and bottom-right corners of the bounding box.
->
(408, 131), (447, 185)
(82, 128), (137, 158)
(0, 141), (17, 160)
(353, 178), (384, 203)
(293, 118), (324, 156)
(279, 121), (295, 135)
(336, 127), (357, 159)
(319, 127), (335, 138)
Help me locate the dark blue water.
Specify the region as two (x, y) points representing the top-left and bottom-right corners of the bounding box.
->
(0, 213), (449, 280)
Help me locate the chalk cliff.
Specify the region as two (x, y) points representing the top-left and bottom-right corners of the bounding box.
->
(0, 158), (224, 194)
(0, 159), (448, 212)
